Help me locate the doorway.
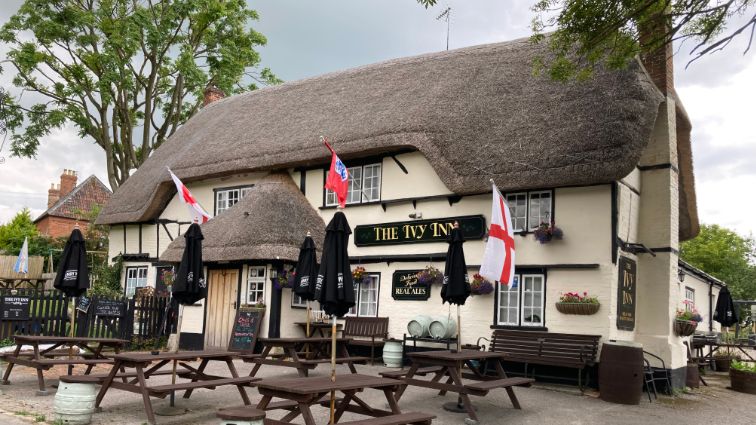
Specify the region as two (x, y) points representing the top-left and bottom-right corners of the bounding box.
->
(204, 269), (239, 349)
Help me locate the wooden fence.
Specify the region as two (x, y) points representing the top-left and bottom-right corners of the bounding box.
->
(0, 289), (175, 347)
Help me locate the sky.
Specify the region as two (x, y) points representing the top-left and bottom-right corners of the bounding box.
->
(0, 0), (754, 237)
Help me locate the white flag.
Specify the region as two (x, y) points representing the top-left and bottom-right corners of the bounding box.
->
(479, 183), (516, 286)
(13, 237), (29, 274)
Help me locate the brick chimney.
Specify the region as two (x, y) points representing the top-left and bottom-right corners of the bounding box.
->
(639, 16), (673, 95)
(47, 183), (60, 208)
(203, 84), (225, 106)
(59, 169), (78, 198)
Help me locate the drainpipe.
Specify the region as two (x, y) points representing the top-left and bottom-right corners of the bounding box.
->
(708, 282), (713, 332)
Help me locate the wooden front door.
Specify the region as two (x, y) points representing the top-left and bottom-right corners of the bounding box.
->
(205, 269), (239, 349)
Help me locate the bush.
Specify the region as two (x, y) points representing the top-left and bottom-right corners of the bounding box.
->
(89, 255), (123, 298)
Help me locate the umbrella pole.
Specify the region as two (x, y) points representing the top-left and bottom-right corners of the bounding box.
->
(305, 301), (311, 357)
(457, 304), (462, 352)
(171, 304), (184, 407)
(330, 315), (337, 424)
(69, 297), (76, 366)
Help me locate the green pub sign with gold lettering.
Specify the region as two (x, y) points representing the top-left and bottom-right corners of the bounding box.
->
(616, 257), (637, 331)
(354, 215), (486, 246)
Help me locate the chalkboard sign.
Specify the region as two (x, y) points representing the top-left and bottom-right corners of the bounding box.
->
(1, 296), (31, 321)
(392, 270), (430, 301)
(228, 307), (264, 352)
(77, 296), (92, 313)
(95, 299), (126, 317)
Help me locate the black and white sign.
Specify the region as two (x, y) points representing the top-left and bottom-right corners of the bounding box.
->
(1, 296), (31, 321)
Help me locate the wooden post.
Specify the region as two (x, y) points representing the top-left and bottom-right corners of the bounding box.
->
(330, 315), (337, 424)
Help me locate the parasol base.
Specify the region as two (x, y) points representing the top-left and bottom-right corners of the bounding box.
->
(154, 405), (188, 416)
(442, 401), (476, 413)
(35, 390), (50, 396)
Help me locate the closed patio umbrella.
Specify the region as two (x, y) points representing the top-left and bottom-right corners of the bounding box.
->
(313, 211), (355, 424)
(294, 233), (319, 338)
(54, 227), (89, 344)
(441, 221), (471, 351)
(714, 286), (739, 328)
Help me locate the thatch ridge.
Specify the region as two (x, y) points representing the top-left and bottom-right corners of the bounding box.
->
(159, 172), (325, 263)
(99, 37), (671, 226)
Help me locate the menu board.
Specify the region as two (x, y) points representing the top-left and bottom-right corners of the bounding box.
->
(95, 299), (126, 317)
(228, 307), (263, 352)
(1, 296), (31, 321)
(77, 295), (92, 313)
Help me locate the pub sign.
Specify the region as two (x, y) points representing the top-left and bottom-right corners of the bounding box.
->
(354, 215), (486, 247)
(616, 256), (637, 331)
(392, 270), (430, 301)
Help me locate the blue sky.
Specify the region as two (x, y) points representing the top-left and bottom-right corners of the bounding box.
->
(0, 0), (754, 236)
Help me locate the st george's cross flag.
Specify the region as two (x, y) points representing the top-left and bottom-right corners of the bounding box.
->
(479, 182), (516, 287)
(167, 167), (211, 223)
(323, 137), (350, 208)
(13, 237), (29, 274)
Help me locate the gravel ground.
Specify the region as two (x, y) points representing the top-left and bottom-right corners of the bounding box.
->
(0, 358), (753, 425)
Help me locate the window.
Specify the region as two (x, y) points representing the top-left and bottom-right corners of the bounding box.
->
(496, 273), (545, 327)
(125, 266), (148, 298)
(246, 266), (266, 304)
(347, 275), (380, 317)
(504, 190), (553, 231)
(215, 186), (253, 215)
(685, 287), (695, 311)
(325, 163), (381, 206)
(291, 293), (307, 308)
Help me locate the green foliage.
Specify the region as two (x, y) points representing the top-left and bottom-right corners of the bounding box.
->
(681, 224), (756, 300)
(0, 337), (15, 347)
(1, 0), (279, 189)
(89, 255), (123, 297)
(0, 208), (61, 257)
(731, 359), (756, 373)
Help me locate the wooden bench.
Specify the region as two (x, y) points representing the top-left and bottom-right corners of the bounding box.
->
(464, 377), (534, 396)
(60, 369), (180, 384)
(148, 376), (259, 395)
(217, 406), (266, 422)
(379, 366), (443, 379)
(485, 329), (600, 391)
(337, 412), (435, 425)
(299, 356), (370, 365)
(343, 317), (389, 365)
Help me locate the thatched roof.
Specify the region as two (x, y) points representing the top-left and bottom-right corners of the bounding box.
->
(160, 173), (325, 263)
(99, 37), (692, 233)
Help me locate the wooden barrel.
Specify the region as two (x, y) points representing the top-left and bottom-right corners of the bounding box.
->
(407, 315), (433, 338)
(598, 341), (643, 405)
(429, 316), (457, 339)
(383, 339), (403, 368)
(685, 363), (700, 388)
(54, 382), (96, 424)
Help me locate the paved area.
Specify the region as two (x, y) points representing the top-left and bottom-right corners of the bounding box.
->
(0, 357), (753, 424)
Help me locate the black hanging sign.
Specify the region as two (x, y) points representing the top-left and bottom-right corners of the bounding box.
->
(77, 295), (92, 313)
(1, 296), (31, 321)
(354, 215), (486, 246)
(95, 299), (126, 317)
(392, 270), (431, 301)
(616, 257), (637, 331)
(228, 307), (264, 352)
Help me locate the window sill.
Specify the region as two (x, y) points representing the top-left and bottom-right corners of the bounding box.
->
(490, 325), (548, 332)
(320, 200), (382, 210)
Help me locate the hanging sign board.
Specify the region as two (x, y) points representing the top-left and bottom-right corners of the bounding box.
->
(1, 296), (31, 321)
(354, 215), (486, 247)
(77, 295), (92, 313)
(616, 257), (637, 331)
(392, 270), (430, 301)
(228, 307), (264, 352)
(95, 299), (126, 317)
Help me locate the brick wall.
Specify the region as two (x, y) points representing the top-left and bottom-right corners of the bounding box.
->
(36, 216), (90, 239)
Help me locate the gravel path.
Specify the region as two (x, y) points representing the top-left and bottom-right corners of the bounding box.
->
(0, 358), (753, 424)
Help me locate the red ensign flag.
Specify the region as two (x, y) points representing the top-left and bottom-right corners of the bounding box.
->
(323, 139), (349, 208)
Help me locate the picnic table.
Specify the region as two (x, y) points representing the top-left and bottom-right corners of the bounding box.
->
(256, 373), (435, 424)
(698, 341), (756, 362)
(246, 337), (368, 378)
(386, 350), (533, 423)
(294, 321), (343, 337)
(1, 335), (127, 395)
(94, 351), (259, 425)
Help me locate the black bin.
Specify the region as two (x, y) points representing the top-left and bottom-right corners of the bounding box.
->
(599, 341), (644, 405)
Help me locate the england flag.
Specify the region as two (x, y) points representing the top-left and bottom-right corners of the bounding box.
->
(479, 182), (516, 286)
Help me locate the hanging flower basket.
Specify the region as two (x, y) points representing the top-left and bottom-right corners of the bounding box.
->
(352, 266), (366, 284)
(273, 268), (294, 290)
(533, 221), (563, 244)
(673, 319), (698, 337)
(555, 302), (600, 315)
(470, 274), (494, 296)
(416, 266), (443, 286)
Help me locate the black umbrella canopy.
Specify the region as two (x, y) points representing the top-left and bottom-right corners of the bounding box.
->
(53, 228), (89, 298)
(314, 212), (355, 318)
(294, 235), (318, 302)
(172, 223), (207, 306)
(441, 224), (471, 306)
(714, 286), (739, 327)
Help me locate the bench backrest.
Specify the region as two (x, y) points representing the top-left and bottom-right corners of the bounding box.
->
(343, 317), (389, 339)
(489, 330), (601, 367)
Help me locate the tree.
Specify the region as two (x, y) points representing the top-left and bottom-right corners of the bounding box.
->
(681, 224), (756, 300)
(0, 208), (48, 256)
(0, 0), (280, 189)
(417, 0), (756, 80)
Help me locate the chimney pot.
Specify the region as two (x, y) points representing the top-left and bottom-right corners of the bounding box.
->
(59, 168), (78, 198)
(203, 84), (225, 107)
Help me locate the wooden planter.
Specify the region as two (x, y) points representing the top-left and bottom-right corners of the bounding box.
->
(714, 356), (733, 372)
(555, 302), (600, 315)
(730, 368), (756, 394)
(673, 319), (698, 337)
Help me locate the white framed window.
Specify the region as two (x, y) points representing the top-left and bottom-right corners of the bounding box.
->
(506, 193), (527, 232)
(325, 163), (381, 206)
(528, 191), (553, 230)
(496, 273), (545, 327)
(685, 287), (695, 311)
(504, 190), (553, 231)
(246, 266), (266, 305)
(125, 266), (148, 298)
(347, 274), (379, 317)
(215, 186), (253, 215)
(291, 293), (307, 308)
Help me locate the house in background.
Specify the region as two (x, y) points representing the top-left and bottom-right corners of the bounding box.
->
(34, 169), (112, 238)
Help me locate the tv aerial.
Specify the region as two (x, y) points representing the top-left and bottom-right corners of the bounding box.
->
(436, 7), (451, 51)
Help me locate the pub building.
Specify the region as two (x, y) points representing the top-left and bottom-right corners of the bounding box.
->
(97, 37), (715, 387)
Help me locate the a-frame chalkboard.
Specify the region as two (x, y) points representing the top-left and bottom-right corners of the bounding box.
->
(228, 307), (264, 353)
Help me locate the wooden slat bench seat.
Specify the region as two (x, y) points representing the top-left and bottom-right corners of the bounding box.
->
(486, 329), (600, 391)
(337, 412), (435, 425)
(34, 358), (114, 366)
(379, 366), (443, 379)
(464, 377), (534, 395)
(299, 356), (370, 365)
(60, 369), (179, 384)
(147, 376), (258, 394)
(343, 317), (389, 365)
